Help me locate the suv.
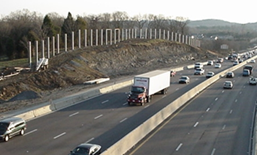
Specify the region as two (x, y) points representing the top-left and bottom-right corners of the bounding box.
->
(194, 62), (203, 69)
(0, 117), (27, 142)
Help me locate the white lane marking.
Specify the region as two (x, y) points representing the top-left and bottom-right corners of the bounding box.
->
(123, 102), (127, 105)
(240, 92), (242, 94)
(222, 125), (226, 130)
(24, 129), (37, 136)
(215, 98), (218, 101)
(86, 137), (94, 143)
(144, 105), (150, 108)
(53, 132), (66, 139)
(222, 90), (224, 93)
(69, 112), (79, 117)
(194, 122), (199, 127)
(94, 114), (103, 119)
(206, 108), (210, 112)
(176, 88), (179, 91)
(120, 118), (127, 123)
(162, 95), (166, 98)
(211, 148), (216, 155)
(230, 110), (233, 114)
(235, 99), (237, 102)
(176, 143), (183, 151)
(102, 100), (109, 104)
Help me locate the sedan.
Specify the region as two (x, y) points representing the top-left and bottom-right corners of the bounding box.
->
(206, 72), (215, 78)
(215, 63), (221, 68)
(226, 71), (234, 78)
(250, 59), (256, 63)
(194, 68), (205, 75)
(179, 76), (190, 84)
(223, 81), (233, 89)
(69, 143), (101, 155)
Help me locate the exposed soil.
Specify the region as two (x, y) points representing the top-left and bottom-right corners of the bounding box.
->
(0, 39), (226, 114)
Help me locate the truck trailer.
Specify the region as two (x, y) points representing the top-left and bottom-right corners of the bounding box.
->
(127, 70), (170, 106)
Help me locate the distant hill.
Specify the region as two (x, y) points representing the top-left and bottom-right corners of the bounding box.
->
(188, 19), (257, 32)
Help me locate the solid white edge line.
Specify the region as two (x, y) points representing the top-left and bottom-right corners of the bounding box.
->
(194, 122), (199, 127)
(211, 148), (216, 155)
(24, 129), (37, 136)
(206, 108), (210, 112)
(123, 102), (127, 105)
(144, 105), (150, 108)
(86, 137), (94, 143)
(102, 100), (109, 104)
(53, 132), (66, 139)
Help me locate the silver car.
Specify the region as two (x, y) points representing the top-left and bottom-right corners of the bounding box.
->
(179, 76), (190, 84)
(223, 81), (233, 89)
(69, 143), (101, 155)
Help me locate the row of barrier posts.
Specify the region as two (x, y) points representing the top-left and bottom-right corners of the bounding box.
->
(28, 28), (201, 70)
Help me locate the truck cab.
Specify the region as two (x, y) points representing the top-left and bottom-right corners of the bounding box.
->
(127, 86), (147, 106)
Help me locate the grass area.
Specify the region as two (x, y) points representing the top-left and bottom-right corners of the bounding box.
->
(0, 58), (29, 69)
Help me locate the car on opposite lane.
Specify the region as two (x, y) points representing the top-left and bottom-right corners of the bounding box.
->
(69, 143), (101, 155)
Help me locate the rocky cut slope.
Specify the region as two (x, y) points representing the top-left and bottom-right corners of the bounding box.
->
(0, 39), (223, 113)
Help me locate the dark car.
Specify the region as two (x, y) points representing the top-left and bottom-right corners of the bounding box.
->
(226, 71), (234, 78)
(69, 143), (101, 155)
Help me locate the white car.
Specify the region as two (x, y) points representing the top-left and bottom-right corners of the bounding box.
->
(250, 59), (256, 63)
(206, 72), (215, 78)
(207, 60), (214, 65)
(179, 76), (190, 84)
(215, 63), (221, 68)
(249, 77), (257, 85)
(69, 143), (101, 155)
(194, 68), (205, 75)
(223, 81), (233, 89)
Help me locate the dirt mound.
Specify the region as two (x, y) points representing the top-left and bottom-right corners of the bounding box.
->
(0, 39), (225, 113)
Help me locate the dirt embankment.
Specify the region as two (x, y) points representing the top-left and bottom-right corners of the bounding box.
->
(0, 39), (224, 113)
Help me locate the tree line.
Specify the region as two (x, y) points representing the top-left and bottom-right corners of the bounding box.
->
(0, 9), (189, 60)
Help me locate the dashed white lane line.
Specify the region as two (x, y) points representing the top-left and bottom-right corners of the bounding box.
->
(94, 114), (103, 119)
(194, 122), (199, 127)
(211, 148), (216, 155)
(206, 108), (210, 112)
(176, 143), (183, 151)
(215, 98), (218, 101)
(123, 102), (127, 105)
(176, 88), (180, 91)
(102, 100), (109, 104)
(86, 137), (94, 143)
(222, 125), (226, 130)
(24, 129), (37, 136)
(162, 95), (166, 98)
(230, 110), (233, 114)
(235, 99), (237, 102)
(222, 90), (224, 93)
(69, 112), (79, 117)
(144, 105), (150, 108)
(54, 132), (66, 139)
(120, 118), (127, 123)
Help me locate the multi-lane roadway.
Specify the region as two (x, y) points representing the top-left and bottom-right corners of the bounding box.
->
(0, 59), (255, 155)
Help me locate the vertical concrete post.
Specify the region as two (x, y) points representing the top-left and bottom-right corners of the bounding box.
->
(175, 33), (177, 42)
(57, 34), (60, 54)
(159, 29), (161, 39)
(154, 29), (157, 39)
(114, 29), (116, 44)
(85, 29), (87, 47)
(35, 41), (38, 70)
(52, 36), (55, 56)
(78, 29), (81, 48)
(47, 37), (50, 58)
(125, 29), (127, 40)
(150, 29), (152, 39)
(140, 29), (142, 39)
(128, 29), (131, 39)
(101, 29), (103, 45)
(135, 29), (137, 38)
(96, 29), (98, 46)
(41, 40), (45, 58)
(145, 28), (148, 39)
(171, 32), (174, 41)
(91, 29), (93, 46)
(132, 29), (134, 39)
(72, 31), (74, 50)
(185, 35), (188, 44)
(163, 30), (165, 40)
(110, 29), (112, 45)
(167, 31), (170, 40)
(179, 34), (181, 43)
(65, 34), (67, 51)
(28, 41), (32, 69)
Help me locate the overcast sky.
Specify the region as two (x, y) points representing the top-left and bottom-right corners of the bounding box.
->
(1, 0), (256, 24)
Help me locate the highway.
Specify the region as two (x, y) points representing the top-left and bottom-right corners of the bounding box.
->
(128, 61), (257, 155)
(0, 60), (251, 155)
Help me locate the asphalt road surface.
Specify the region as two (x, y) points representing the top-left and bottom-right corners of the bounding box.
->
(0, 60), (245, 155)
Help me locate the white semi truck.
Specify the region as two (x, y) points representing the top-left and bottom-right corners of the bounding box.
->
(127, 70), (170, 106)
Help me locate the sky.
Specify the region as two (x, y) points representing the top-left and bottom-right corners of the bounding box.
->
(1, 0), (256, 24)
